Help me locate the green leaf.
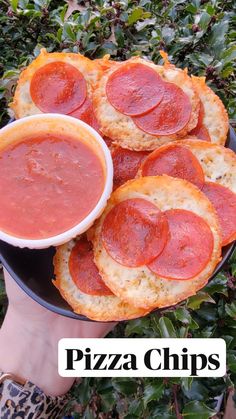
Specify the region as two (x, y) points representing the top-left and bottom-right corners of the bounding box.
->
(33, 43), (44, 57)
(128, 8), (143, 25)
(96, 377), (113, 393)
(206, 4), (215, 16)
(182, 380), (209, 401)
(76, 379), (92, 405)
(126, 399), (143, 417)
(221, 46), (236, 66)
(59, 5), (67, 23)
(127, 8), (150, 26)
(222, 335), (234, 349)
(152, 403), (176, 418)
(2, 69), (19, 79)
(199, 13), (211, 31)
(162, 26), (175, 44)
(203, 273), (228, 296)
(22, 9), (42, 18)
(208, 18), (229, 55)
(187, 292), (215, 310)
(197, 304), (218, 322)
(83, 406), (95, 419)
(227, 352), (236, 373)
(115, 25), (125, 48)
(57, 28), (63, 42)
(112, 378), (138, 396)
(174, 308), (199, 329)
(194, 324), (216, 338)
(143, 380), (164, 408)
(63, 22), (76, 41)
(158, 317), (177, 338)
(100, 392), (116, 412)
(10, 0), (18, 12)
(187, 52), (213, 68)
(186, 4), (197, 14)
(182, 401), (216, 418)
(125, 317), (150, 336)
(225, 302), (236, 319)
(136, 18), (156, 32)
(178, 326), (189, 338)
(231, 263), (236, 277)
(181, 377), (193, 392)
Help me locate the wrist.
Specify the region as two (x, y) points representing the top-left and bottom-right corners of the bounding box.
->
(0, 270), (116, 395)
(0, 306), (75, 396)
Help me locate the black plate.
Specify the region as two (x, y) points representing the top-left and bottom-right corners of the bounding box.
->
(0, 128), (236, 321)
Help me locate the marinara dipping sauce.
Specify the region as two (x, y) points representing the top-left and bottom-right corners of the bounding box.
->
(0, 115), (113, 248)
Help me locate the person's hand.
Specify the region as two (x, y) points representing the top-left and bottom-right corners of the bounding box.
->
(0, 269), (116, 396)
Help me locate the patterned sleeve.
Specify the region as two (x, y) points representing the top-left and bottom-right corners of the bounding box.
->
(0, 373), (69, 419)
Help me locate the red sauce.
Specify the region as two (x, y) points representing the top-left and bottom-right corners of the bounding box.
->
(0, 133), (105, 239)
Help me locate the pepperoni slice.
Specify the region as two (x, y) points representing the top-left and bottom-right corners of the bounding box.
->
(133, 82), (192, 135)
(141, 144), (205, 189)
(112, 147), (149, 190)
(106, 63), (164, 116)
(101, 198), (169, 267)
(69, 96), (100, 132)
(69, 238), (113, 296)
(190, 125), (211, 142)
(148, 209), (214, 280)
(202, 182), (236, 246)
(30, 62), (87, 114)
(190, 101), (211, 142)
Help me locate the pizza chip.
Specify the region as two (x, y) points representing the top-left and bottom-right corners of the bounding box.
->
(191, 76), (229, 145)
(93, 57), (200, 151)
(53, 237), (149, 321)
(11, 49), (101, 129)
(91, 176), (222, 310)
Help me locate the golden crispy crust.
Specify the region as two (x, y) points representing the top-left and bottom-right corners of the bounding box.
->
(173, 139), (236, 193)
(191, 76), (229, 145)
(53, 238), (149, 321)
(11, 48), (101, 119)
(91, 176), (222, 310)
(93, 57), (200, 151)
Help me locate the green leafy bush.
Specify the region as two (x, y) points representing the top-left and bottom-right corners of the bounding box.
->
(1, 0), (236, 125)
(0, 1), (236, 417)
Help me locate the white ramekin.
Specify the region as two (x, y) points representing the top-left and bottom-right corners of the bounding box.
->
(0, 114), (113, 249)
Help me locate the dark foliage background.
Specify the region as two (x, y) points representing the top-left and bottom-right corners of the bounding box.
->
(0, 1), (236, 418)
